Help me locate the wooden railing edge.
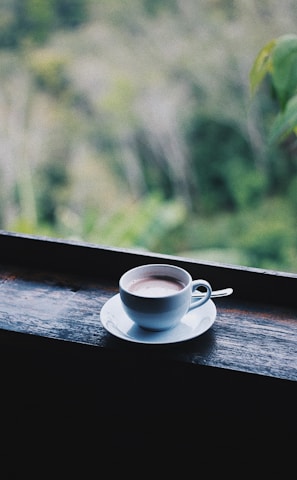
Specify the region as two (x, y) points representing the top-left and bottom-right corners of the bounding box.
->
(1, 230), (297, 306)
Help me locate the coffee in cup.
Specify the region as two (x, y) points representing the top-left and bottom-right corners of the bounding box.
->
(127, 274), (185, 297)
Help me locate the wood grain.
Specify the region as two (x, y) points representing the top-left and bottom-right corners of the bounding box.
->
(0, 264), (296, 381)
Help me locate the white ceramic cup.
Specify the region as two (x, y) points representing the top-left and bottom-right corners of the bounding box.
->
(119, 263), (212, 331)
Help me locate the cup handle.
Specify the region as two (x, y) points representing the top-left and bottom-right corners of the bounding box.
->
(189, 279), (212, 310)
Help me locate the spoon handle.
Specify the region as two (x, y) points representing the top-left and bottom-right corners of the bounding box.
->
(193, 287), (233, 299)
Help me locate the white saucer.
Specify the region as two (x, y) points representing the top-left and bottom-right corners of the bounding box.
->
(100, 293), (216, 344)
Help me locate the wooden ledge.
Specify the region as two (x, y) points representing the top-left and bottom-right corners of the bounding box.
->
(0, 230), (296, 383)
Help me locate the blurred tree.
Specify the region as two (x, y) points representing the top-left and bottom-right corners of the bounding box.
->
(54, 0), (88, 27)
(36, 157), (69, 225)
(186, 117), (263, 213)
(28, 50), (70, 96)
(15, 0), (56, 44)
(0, 0), (89, 48)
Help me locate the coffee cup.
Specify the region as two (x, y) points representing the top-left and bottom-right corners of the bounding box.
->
(119, 263), (212, 331)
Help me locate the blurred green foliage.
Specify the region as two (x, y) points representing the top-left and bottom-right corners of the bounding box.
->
(0, 0), (297, 273)
(250, 33), (297, 143)
(0, 0), (87, 47)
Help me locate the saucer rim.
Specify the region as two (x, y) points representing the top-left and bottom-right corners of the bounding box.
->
(100, 293), (216, 345)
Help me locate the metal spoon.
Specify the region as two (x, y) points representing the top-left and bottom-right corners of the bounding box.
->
(192, 287), (233, 299)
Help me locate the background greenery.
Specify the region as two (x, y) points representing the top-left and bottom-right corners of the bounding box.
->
(0, 0), (297, 272)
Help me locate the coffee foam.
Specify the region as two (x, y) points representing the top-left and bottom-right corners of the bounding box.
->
(128, 275), (185, 297)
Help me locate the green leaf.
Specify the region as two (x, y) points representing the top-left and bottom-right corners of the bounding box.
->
(249, 39), (276, 96)
(271, 34), (297, 109)
(268, 94), (297, 143)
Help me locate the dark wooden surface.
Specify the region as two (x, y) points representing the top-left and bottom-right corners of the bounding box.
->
(0, 263), (296, 382)
(0, 232), (296, 472)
